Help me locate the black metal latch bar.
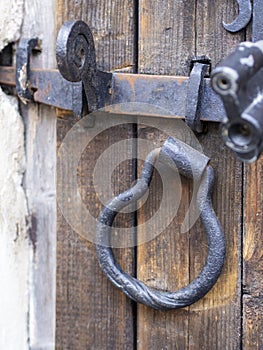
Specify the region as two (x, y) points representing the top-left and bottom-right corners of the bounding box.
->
(0, 20), (225, 123)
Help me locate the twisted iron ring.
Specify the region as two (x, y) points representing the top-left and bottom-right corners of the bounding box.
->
(95, 137), (225, 310)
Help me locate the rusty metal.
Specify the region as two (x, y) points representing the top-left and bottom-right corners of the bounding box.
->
(0, 20), (227, 122)
(0, 20), (228, 122)
(0, 65), (82, 112)
(0, 66), (226, 122)
(16, 38), (41, 103)
(185, 60), (210, 132)
(211, 41), (263, 162)
(223, 0), (252, 33)
(55, 20), (225, 122)
(110, 73), (225, 122)
(95, 137), (225, 310)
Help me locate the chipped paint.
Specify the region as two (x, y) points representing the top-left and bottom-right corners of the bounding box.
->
(0, 1), (30, 350)
(0, 90), (29, 350)
(240, 55), (254, 67)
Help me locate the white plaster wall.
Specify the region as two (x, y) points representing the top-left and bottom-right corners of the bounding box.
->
(0, 0), (25, 49)
(0, 0), (56, 349)
(0, 93), (29, 349)
(0, 1), (29, 349)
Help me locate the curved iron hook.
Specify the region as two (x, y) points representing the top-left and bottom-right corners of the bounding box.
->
(223, 0), (252, 33)
(95, 137), (225, 310)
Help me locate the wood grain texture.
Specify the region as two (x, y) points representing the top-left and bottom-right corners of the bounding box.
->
(136, 125), (192, 350)
(188, 127), (242, 350)
(196, 0), (245, 68)
(190, 2), (244, 349)
(56, 118), (136, 350)
(139, 0), (196, 76)
(56, 0), (135, 72)
(242, 21), (263, 350)
(55, 1), (136, 349)
(21, 0), (57, 348)
(137, 2), (194, 345)
(137, 1), (243, 349)
(243, 159), (263, 350)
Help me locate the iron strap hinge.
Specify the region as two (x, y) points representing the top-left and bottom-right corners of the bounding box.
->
(0, 24), (225, 124)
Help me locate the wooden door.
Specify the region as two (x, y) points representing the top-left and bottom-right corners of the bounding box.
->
(56, 1), (262, 349)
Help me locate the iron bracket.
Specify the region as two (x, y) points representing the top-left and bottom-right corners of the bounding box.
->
(186, 58), (211, 133)
(16, 38), (42, 103)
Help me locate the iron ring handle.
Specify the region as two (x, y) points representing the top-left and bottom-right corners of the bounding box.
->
(95, 137), (226, 310)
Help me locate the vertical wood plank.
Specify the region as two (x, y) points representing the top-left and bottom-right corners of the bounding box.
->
(137, 1), (243, 349)
(56, 0), (135, 72)
(189, 1), (244, 349)
(137, 1), (195, 349)
(139, 0), (196, 76)
(21, 0), (57, 348)
(196, 0), (244, 67)
(188, 128), (242, 350)
(56, 1), (136, 349)
(242, 18), (263, 350)
(56, 119), (136, 350)
(243, 160), (263, 350)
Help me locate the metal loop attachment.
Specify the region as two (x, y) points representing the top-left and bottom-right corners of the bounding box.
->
(95, 137), (225, 310)
(16, 38), (41, 103)
(186, 59), (210, 133)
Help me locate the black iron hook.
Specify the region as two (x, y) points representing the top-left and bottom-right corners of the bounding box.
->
(95, 137), (225, 310)
(223, 0), (252, 33)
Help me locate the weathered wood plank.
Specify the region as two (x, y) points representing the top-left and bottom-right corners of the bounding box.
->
(21, 0), (57, 348)
(243, 296), (263, 350)
(243, 159), (263, 350)
(196, 0), (245, 66)
(241, 21), (263, 350)
(56, 117), (136, 350)
(137, 1), (195, 348)
(56, 0), (135, 72)
(55, 1), (136, 349)
(136, 172), (192, 350)
(139, 0), (196, 76)
(137, 1), (243, 349)
(189, 1), (244, 349)
(188, 127), (242, 350)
